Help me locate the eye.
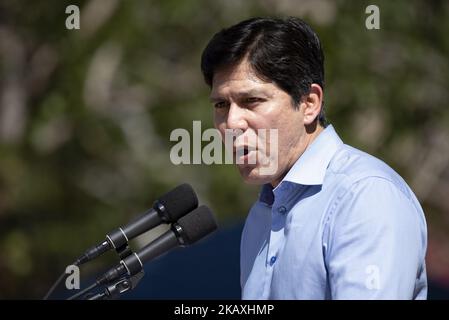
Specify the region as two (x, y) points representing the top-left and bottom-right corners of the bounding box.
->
(214, 101), (229, 109)
(243, 97), (262, 105)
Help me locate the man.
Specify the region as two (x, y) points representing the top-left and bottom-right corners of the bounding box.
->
(201, 17), (427, 299)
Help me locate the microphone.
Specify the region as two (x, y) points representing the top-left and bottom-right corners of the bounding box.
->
(75, 183), (198, 266)
(96, 205), (218, 286)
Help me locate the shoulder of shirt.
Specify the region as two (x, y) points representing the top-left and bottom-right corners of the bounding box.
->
(327, 143), (413, 200)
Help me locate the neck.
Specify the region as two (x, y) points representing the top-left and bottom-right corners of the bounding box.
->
(270, 123), (324, 188)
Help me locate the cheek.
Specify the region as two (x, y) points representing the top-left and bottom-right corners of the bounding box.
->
(274, 113), (303, 147)
(214, 111), (226, 128)
(253, 101), (287, 129)
(213, 121), (227, 141)
(214, 111), (232, 139)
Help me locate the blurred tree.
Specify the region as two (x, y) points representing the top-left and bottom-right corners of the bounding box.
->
(0, 0), (448, 298)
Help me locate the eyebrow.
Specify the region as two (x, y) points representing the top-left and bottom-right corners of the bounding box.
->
(209, 89), (271, 102)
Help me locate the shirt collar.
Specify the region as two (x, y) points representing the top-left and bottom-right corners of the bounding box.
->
(282, 124), (343, 186)
(259, 124), (343, 205)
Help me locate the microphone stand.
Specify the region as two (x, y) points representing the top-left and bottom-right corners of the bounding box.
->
(67, 242), (145, 300)
(87, 271), (145, 300)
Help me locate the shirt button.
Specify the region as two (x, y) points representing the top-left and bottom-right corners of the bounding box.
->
(278, 206), (287, 214)
(269, 256), (277, 266)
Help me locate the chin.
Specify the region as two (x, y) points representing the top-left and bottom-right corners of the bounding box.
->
(238, 165), (275, 185)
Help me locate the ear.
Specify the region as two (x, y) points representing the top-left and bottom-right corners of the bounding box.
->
(302, 84), (323, 125)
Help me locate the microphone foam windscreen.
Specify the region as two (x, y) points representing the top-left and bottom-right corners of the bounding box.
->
(177, 205), (218, 245)
(158, 183), (198, 221)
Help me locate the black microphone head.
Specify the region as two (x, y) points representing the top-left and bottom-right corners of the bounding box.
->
(156, 183), (198, 221)
(176, 205), (218, 245)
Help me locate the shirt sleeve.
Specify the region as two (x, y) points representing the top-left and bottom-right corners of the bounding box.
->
(325, 177), (427, 299)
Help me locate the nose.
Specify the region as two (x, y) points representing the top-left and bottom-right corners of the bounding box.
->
(226, 103), (247, 132)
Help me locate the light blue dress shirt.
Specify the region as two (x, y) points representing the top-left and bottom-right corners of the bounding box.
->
(240, 125), (427, 299)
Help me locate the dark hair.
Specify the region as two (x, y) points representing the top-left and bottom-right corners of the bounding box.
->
(201, 17), (326, 126)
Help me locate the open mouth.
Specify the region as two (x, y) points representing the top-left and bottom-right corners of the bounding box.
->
(234, 146), (258, 165)
(234, 146), (251, 156)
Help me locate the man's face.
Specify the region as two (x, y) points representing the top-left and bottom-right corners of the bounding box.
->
(210, 59), (309, 186)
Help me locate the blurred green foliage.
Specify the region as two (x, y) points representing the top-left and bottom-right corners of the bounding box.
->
(0, 0), (448, 298)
